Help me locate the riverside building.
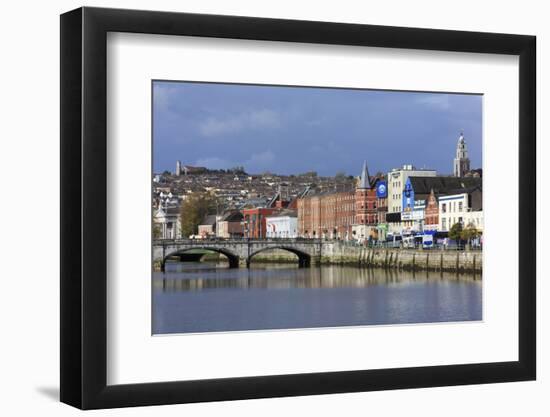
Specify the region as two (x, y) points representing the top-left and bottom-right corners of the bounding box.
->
(297, 190), (355, 240)
(297, 161), (376, 241)
(386, 164), (436, 234)
(352, 161), (378, 242)
(438, 186), (483, 232)
(266, 210), (298, 238)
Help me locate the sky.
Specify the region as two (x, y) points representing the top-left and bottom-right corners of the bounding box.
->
(153, 81), (482, 177)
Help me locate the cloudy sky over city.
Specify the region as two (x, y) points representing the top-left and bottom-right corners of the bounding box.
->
(153, 81), (482, 176)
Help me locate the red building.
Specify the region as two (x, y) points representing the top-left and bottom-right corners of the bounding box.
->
(242, 208), (280, 239)
(242, 192), (299, 239)
(351, 161), (379, 242)
(424, 189), (439, 230)
(297, 191), (355, 239)
(297, 161), (381, 240)
(355, 161), (378, 226)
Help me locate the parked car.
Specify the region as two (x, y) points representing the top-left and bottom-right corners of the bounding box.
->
(385, 235), (403, 248)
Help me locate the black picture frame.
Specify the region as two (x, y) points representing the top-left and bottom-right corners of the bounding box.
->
(60, 6), (536, 410)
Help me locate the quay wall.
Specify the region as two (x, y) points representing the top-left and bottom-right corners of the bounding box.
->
(318, 246), (482, 273)
(233, 247), (481, 273)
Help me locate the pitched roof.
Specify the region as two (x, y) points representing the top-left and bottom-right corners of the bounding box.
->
(266, 209), (298, 218)
(200, 214), (217, 226)
(165, 206), (180, 215)
(408, 176), (481, 196)
(358, 160), (371, 189)
(220, 210), (243, 222)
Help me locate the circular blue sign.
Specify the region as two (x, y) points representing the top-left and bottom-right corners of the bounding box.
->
(376, 181), (387, 198)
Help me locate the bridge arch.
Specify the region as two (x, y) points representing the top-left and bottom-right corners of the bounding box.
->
(247, 246), (311, 268)
(161, 247), (240, 270)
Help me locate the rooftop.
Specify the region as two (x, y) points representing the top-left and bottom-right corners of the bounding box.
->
(408, 176), (482, 196)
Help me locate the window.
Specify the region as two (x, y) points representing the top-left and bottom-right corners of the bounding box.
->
(458, 201), (463, 212)
(442, 203), (446, 213)
(442, 218), (447, 231)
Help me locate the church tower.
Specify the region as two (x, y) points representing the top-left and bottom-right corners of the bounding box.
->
(355, 161), (375, 225)
(453, 132), (470, 177)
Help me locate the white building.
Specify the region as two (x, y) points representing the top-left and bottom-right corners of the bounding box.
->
(462, 210), (484, 232)
(401, 199), (426, 234)
(387, 165), (437, 214)
(386, 165), (436, 234)
(153, 205), (181, 239)
(438, 192), (483, 232)
(266, 213), (298, 238)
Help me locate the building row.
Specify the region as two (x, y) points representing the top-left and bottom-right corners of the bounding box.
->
(154, 132), (482, 242)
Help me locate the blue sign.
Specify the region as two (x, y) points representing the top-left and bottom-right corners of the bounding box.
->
(402, 177), (415, 211)
(376, 181), (387, 198)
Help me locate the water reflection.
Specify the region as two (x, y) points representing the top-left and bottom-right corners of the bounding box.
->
(152, 262), (482, 334)
(155, 262), (480, 292)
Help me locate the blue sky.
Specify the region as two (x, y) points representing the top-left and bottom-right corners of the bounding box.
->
(153, 81), (482, 176)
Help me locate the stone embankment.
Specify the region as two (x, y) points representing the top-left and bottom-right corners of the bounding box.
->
(353, 247), (480, 273)
(253, 247), (482, 273)
(157, 244), (481, 274)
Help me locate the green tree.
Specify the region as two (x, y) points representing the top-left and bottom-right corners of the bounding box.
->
(153, 223), (162, 239)
(179, 192), (218, 238)
(460, 222), (480, 248)
(335, 171), (347, 181)
(448, 222), (464, 245)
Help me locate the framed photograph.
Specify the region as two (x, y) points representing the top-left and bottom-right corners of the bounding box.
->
(60, 6), (536, 409)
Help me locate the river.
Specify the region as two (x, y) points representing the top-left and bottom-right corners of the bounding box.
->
(152, 262), (482, 334)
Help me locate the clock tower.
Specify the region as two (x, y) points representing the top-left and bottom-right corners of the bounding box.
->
(453, 131), (470, 177)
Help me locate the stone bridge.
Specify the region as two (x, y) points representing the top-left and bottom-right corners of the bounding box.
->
(153, 238), (327, 269)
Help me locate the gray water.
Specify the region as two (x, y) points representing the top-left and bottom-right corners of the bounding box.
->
(152, 262), (482, 334)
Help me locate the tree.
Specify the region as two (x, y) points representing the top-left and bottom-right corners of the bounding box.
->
(335, 171), (347, 181)
(153, 223), (162, 239)
(448, 222), (464, 245)
(230, 165), (245, 174)
(179, 192), (218, 238)
(460, 222), (480, 248)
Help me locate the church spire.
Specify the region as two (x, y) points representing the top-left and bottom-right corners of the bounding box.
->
(453, 131), (470, 177)
(359, 160), (371, 189)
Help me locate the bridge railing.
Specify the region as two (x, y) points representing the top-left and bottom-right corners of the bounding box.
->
(153, 238), (482, 252)
(153, 237), (326, 245)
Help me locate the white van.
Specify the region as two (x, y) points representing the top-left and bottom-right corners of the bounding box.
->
(422, 234), (434, 249)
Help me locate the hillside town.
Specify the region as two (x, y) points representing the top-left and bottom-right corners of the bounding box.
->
(153, 132), (482, 248)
